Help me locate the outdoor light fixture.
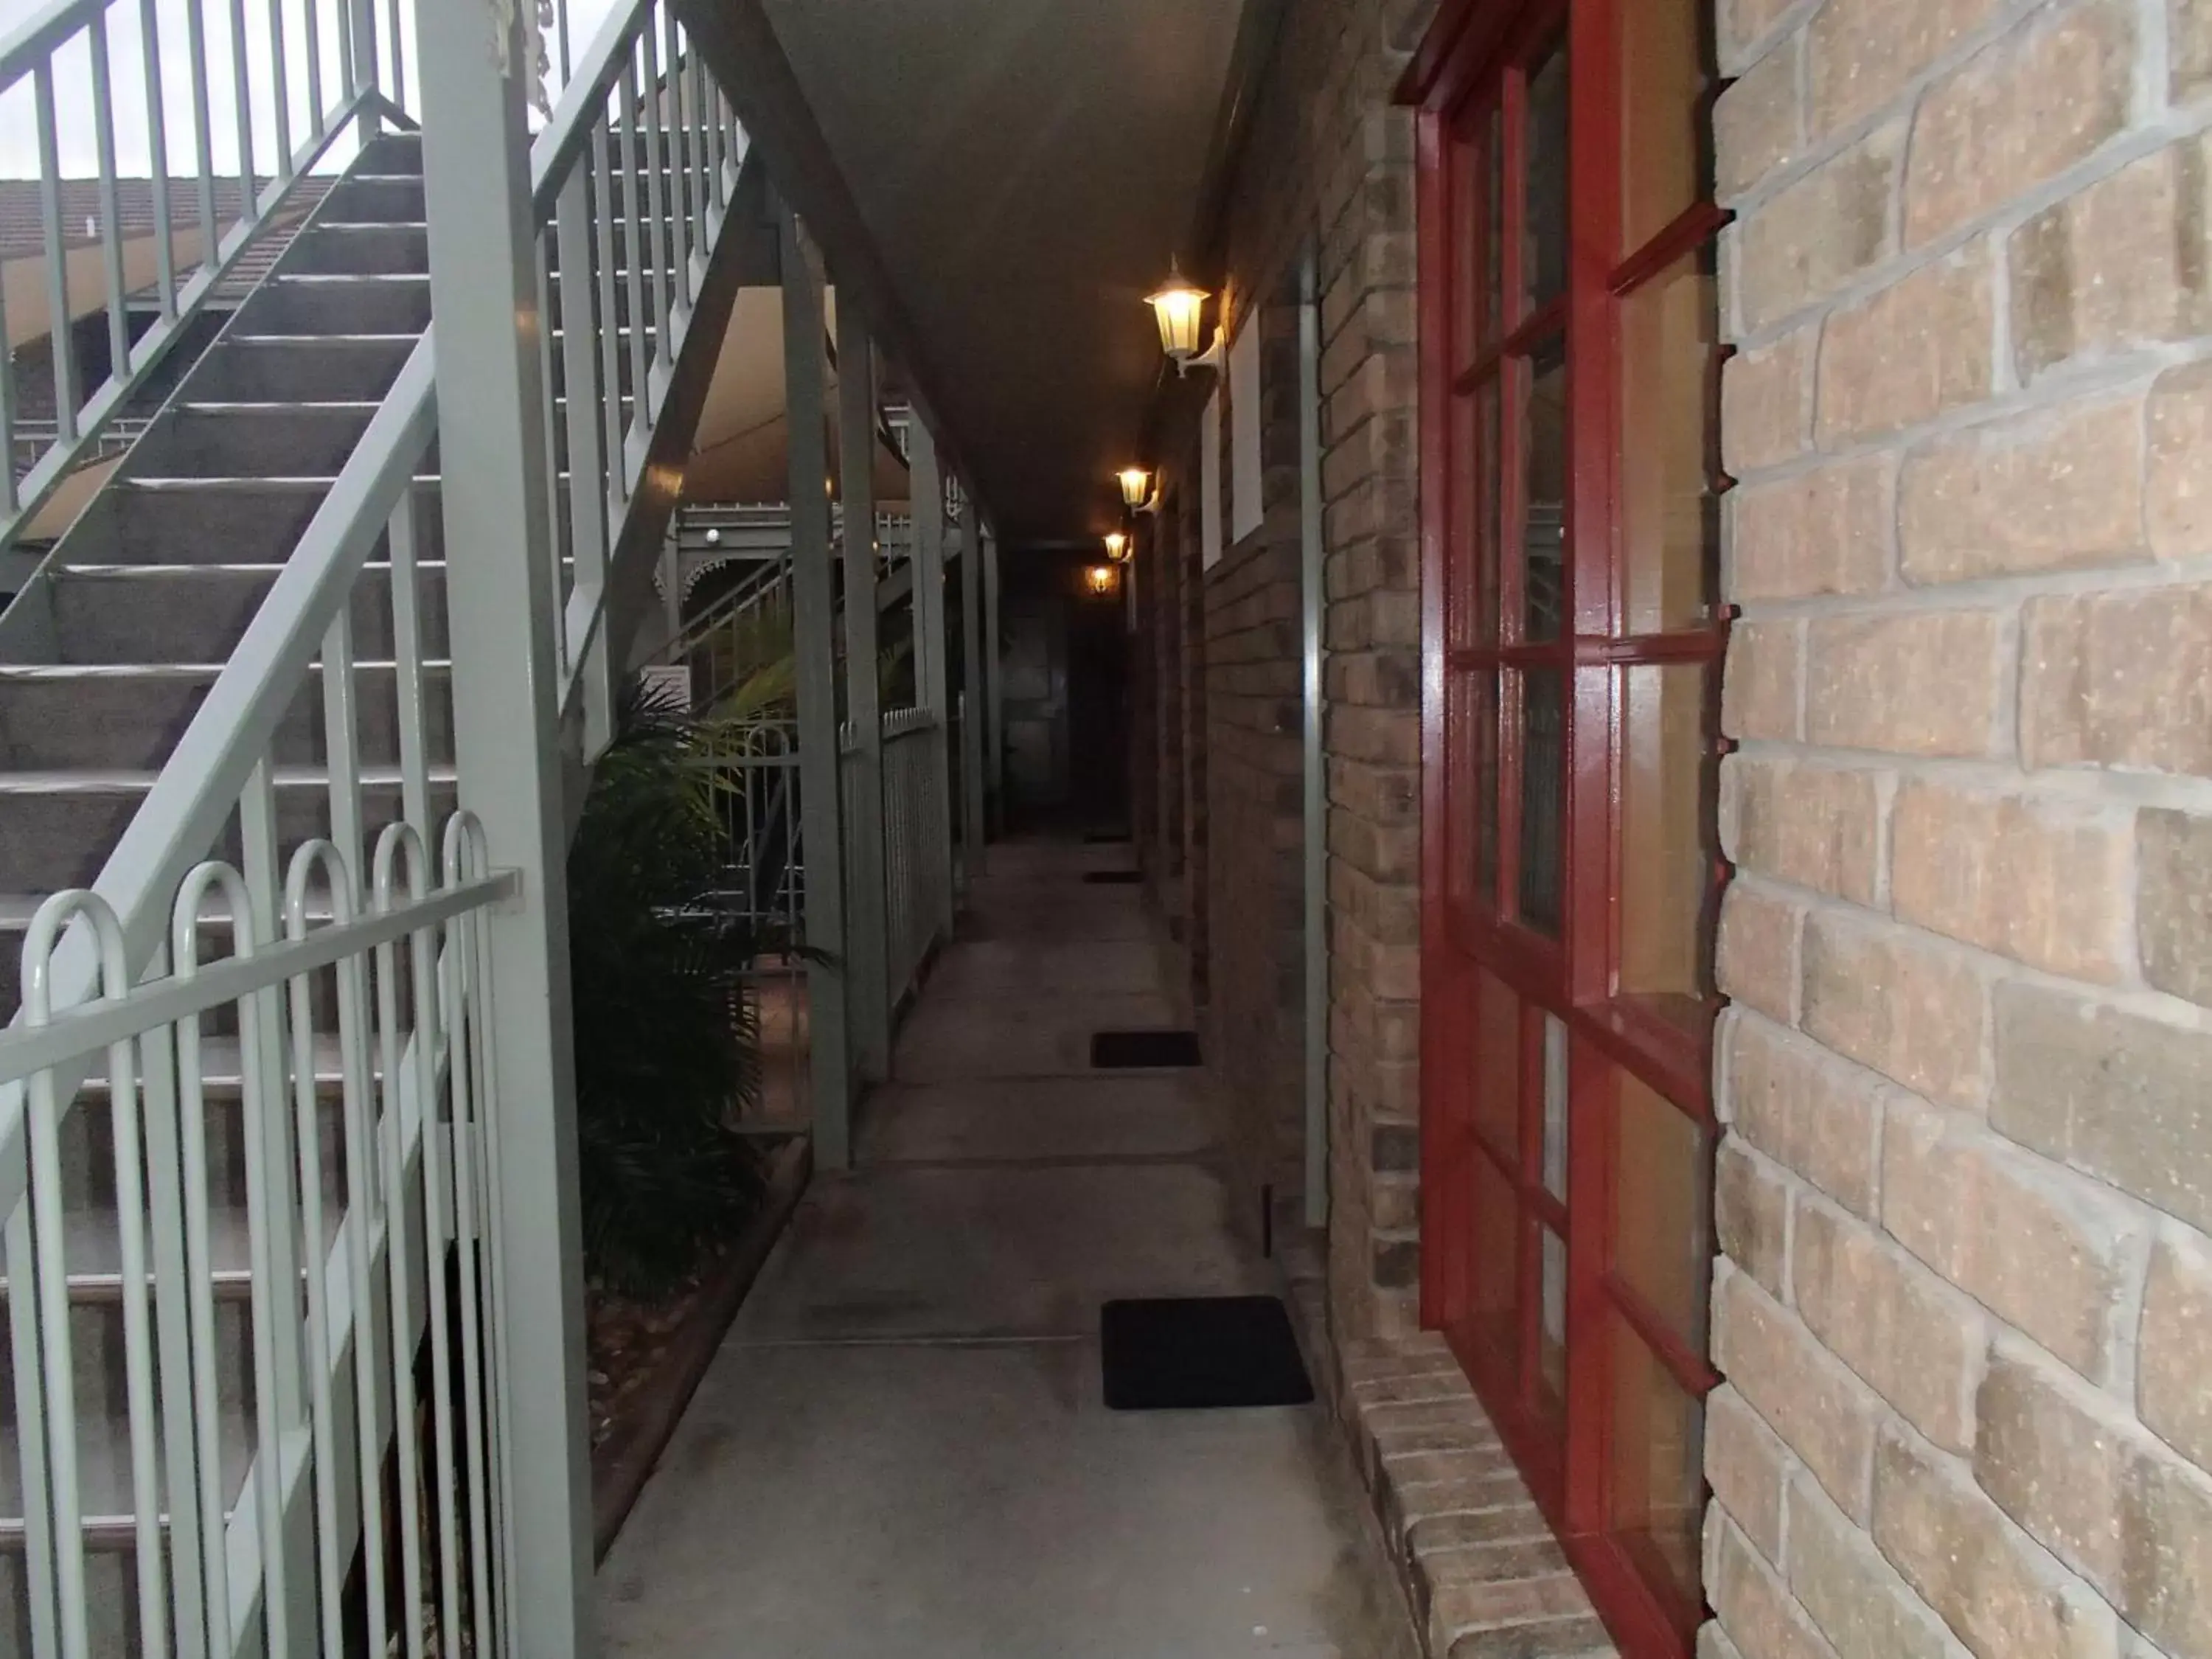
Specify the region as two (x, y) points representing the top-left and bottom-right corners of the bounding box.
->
(1118, 467), (1154, 509)
(1085, 563), (1119, 596)
(1145, 261), (1223, 375)
(1104, 531), (1130, 563)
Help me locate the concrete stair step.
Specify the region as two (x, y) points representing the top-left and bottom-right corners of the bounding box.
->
(183, 335), (417, 405)
(46, 561), (449, 665)
(0, 660), (456, 773)
(125, 403), (380, 481)
(233, 274), (431, 339)
(77, 478), (443, 568)
(0, 766), (457, 892)
(285, 220), (430, 276)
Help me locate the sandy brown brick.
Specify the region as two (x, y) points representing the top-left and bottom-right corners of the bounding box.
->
(1717, 884), (1803, 1025)
(1815, 250), (1993, 445)
(1898, 397), (2146, 585)
(1722, 619), (1802, 742)
(1805, 610), (2000, 759)
(1719, 0), (1804, 66)
(1717, 1137), (1793, 1300)
(1708, 1383), (1795, 1565)
(1722, 329), (1815, 476)
(2139, 808), (2212, 1009)
(1889, 781), (2130, 981)
(1785, 1472), (1958, 1659)
(1793, 1199), (1985, 1453)
(2140, 1228), (2212, 1475)
(1708, 1514), (1832, 1659)
(2011, 133), (2212, 380)
(2023, 585), (2212, 777)
(1902, 0), (2134, 248)
(2148, 361), (2212, 560)
(1993, 983), (2212, 1236)
(1804, 910), (1986, 1107)
(1720, 757), (1884, 905)
(2180, 0), (2212, 102)
(1728, 454), (1895, 600)
(1806, 0), (2004, 138)
(1872, 1422), (2119, 1659)
(1882, 1091), (2145, 1385)
(1716, 38), (1803, 200)
(1715, 1268), (1881, 1520)
(1739, 121), (1905, 328)
(1729, 1012), (1885, 1216)
(1976, 1343), (2212, 1658)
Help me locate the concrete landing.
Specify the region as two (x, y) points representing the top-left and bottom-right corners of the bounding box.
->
(597, 838), (1416, 1658)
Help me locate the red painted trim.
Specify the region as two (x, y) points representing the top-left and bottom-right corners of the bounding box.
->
(1412, 0), (1735, 1649)
(1417, 102), (1458, 1338)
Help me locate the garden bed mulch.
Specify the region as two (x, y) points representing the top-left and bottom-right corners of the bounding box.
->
(588, 1135), (812, 1560)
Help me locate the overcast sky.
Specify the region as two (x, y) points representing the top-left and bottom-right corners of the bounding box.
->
(0, 0), (629, 179)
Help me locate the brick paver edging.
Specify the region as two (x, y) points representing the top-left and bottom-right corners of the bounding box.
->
(1279, 1231), (1621, 1658)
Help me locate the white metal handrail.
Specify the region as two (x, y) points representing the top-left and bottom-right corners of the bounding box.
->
(0, 0), (418, 557)
(0, 0), (749, 1649)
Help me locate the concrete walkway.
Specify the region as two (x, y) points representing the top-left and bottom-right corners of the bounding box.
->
(598, 838), (1416, 1658)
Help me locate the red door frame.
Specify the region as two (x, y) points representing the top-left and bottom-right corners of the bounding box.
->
(1408, 0), (1731, 1653)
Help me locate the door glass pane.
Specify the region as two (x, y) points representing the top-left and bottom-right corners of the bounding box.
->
(1468, 1146), (1523, 1378)
(1539, 1225), (1568, 1419)
(1609, 1312), (1706, 1611)
(1516, 667), (1567, 936)
(1619, 249), (1719, 633)
(1477, 376), (1501, 644)
(1620, 0), (1708, 254)
(1486, 104), (1505, 340)
(1450, 671), (1501, 905)
(1456, 669), (1500, 902)
(1472, 969), (1523, 1161)
(1523, 38), (1571, 314)
(1613, 1073), (1714, 1346)
(1451, 380), (1503, 650)
(1449, 392), (1479, 650)
(1618, 663), (1715, 1025)
(1453, 133), (1481, 372)
(1541, 1014), (1569, 1200)
(1520, 338), (1568, 642)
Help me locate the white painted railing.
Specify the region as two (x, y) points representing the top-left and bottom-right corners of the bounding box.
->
(0, 0), (748, 1649)
(1, 819), (511, 1659)
(0, 0), (419, 559)
(879, 705), (951, 1007)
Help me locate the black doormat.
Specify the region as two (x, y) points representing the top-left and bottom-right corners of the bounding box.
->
(1091, 1029), (1202, 1068)
(1101, 1296), (1315, 1411)
(1083, 830), (1131, 845)
(1082, 870), (1143, 885)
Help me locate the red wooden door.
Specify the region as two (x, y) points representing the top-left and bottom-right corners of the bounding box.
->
(1410, 0), (1729, 1652)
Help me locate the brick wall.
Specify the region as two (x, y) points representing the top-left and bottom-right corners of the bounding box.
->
(1143, 0), (1435, 1344)
(1708, 1), (2212, 1655)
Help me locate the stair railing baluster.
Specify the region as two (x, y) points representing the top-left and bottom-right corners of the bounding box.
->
(134, 938), (213, 1659)
(138, 0), (182, 326)
(637, 18), (673, 378)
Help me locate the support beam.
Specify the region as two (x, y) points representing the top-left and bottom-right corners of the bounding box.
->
(837, 305), (890, 1079)
(1298, 251), (1329, 1230)
(779, 201), (852, 1168)
(984, 520), (1004, 829)
(959, 507), (988, 877)
(908, 422), (957, 935)
(413, 2), (592, 1649)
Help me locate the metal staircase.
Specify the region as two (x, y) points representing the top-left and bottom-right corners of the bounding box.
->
(0, 1), (755, 1652)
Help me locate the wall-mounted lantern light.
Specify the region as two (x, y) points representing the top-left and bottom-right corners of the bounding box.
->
(1145, 261), (1223, 375)
(1119, 467), (1153, 509)
(1085, 563), (1119, 597)
(1103, 531), (1130, 563)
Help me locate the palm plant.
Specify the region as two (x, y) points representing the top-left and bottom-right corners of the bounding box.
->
(567, 677), (769, 1294)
